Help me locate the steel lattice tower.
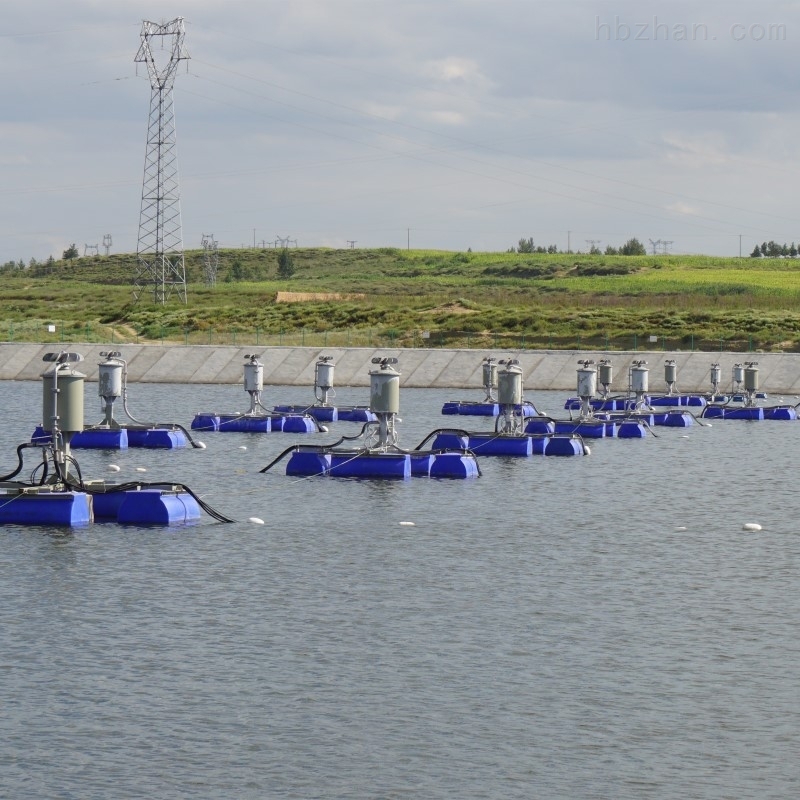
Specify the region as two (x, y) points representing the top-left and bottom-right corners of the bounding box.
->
(133, 18), (190, 304)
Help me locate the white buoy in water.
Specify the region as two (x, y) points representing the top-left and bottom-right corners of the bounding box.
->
(239, 445), (247, 450)
(675, 526), (687, 531)
(135, 467), (147, 473)
(319, 425), (329, 433)
(584, 445), (591, 455)
(399, 521), (415, 526)
(196, 441), (206, 449)
(248, 517), (265, 525)
(743, 522), (762, 531)
(108, 464), (121, 472)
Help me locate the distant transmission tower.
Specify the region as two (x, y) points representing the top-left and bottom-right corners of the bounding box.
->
(648, 238), (663, 255)
(661, 240), (673, 254)
(102, 234), (113, 256)
(585, 239), (601, 252)
(84, 244), (99, 257)
(133, 18), (190, 304)
(201, 233), (219, 287)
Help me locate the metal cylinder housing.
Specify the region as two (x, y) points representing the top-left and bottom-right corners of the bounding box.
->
(497, 363), (523, 405)
(42, 366), (85, 433)
(370, 365), (400, 414)
(315, 360), (335, 393)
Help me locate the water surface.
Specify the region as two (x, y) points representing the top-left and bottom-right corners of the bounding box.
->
(1, 380), (798, 799)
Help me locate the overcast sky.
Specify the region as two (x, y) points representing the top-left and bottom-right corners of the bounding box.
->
(2, 0), (799, 262)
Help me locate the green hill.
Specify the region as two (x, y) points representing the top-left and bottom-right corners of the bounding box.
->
(3, 247), (800, 352)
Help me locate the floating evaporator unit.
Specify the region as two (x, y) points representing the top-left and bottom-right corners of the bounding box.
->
(32, 351), (201, 449)
(191, 354), (320, 433)
(3, 352), (233, 526)
(702, 361), (795, 420)
(262, 356), (481, 478)
(273, 354), (376, 423)
(435, 359), (590, 455)
(441, 356), (540, 417)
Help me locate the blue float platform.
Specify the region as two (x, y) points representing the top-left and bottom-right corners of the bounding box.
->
(90, 487), (202, 525)
(564, 397), (631, 412)
(651, 411), (694, 427)
(0, 487), (93, 526)
(432, 431), (586, 456)
(765, 406), (798, 420)
(192, 412), (316, 433)
(285, 448), (479, 478)
(442, 401), (539, 417)
(32, 426), (185, 449)
(272, 404), (336, 422)
(272, 404), (377, 423)
(702, 406), (765, 420)
(648, 395), (707, 408)
(552, 420), (609, 438)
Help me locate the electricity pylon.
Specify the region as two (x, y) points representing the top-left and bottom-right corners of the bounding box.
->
(201, 233), (219, 287)
(133, 18), (190, 304)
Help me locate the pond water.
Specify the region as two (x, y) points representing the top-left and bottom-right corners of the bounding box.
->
(1, 379), (799, 799)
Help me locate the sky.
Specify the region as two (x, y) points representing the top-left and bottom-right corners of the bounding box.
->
(2, 0), (799, 263)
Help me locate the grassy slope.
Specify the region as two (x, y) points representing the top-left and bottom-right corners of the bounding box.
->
(4, 248), (800, 350)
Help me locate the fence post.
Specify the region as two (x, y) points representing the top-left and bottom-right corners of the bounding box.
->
(633, 334), (637, 351)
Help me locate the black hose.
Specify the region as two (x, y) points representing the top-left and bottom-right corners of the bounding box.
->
(0, 443), (34, 482)
(412, 428), (471, 450)
(259, 445), (302, 473)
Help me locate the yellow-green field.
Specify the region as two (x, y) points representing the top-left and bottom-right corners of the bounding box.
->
(2, 248), (800, 352)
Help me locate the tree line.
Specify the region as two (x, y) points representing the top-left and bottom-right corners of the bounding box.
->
(750, 241), (800, 258)
(512, 237), (647, 255)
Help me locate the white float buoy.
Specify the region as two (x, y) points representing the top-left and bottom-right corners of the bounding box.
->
(318, 425), (329, 433)
(107, 464), (121, 472)
(743, 522), (762, 531)
(399, 521), (415, 526)
(196, 441), (206, 449)
(675, 526), (687, 531)
(135, 467), (147, 473)
(584, 446), (591, 456)
(239, 445), (247, 450)
(248, 517), (265, 525)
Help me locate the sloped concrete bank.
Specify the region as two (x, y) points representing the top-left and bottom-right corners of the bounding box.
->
(2, 342), (800, 394)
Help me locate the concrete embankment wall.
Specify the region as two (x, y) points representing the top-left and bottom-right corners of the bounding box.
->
(2, 342), (800, 394)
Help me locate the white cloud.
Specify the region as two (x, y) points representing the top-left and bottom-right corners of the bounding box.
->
(0, 0), (798, 260)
